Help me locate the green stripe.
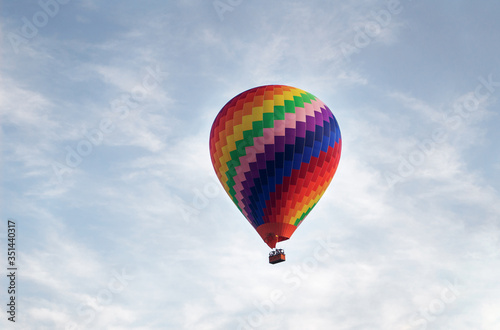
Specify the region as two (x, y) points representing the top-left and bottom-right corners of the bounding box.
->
(263, 112), (274, 128)
(285, 100), (295, 113)
(293, 95), (304, 108)
(252, 121), (263, 137)
(235, 139), (247, 157)
(274, 105), (285, 120)
(300, 93), (311, 104)
(243, 130), (254, 146)
(301, 92), (317, 104)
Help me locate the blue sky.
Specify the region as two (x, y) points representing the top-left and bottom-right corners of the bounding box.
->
(1, 0), (500, 329)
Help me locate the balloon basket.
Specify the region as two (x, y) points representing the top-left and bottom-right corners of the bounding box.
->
(269, 249), (286, 264)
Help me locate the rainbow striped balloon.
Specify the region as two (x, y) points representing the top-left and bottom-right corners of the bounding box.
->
(209, 85), (341, 248)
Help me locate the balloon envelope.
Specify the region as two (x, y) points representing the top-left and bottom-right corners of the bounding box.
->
(209, 85), (341, 248)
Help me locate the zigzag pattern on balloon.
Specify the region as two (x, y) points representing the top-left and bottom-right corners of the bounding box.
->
(209, 85), (341, 246)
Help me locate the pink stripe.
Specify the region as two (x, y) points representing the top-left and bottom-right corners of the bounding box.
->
(295, 106), (306, 122)
(235, 171), (246, 184)
(311, 99), (325, 113)
(263, 128), (274, 144)
(304, 102), (315, 117)
(235, 190), (244, 203)
(274, 120), (285, 136)
(285, 112), (296, 128)
(253, 137), (265, 153)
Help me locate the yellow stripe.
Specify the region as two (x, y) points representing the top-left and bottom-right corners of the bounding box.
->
(226, 133), (236, 154)
(218, 143), (230, 184)
(233, 124), (243, 141)
(283, 90), (294, 102)
(242, 114), (253, 131)
(251, 106), (263, 121)
(263, 100), (274, 113)
(290, 87), (305, 97)
(273, 93), (284, 106)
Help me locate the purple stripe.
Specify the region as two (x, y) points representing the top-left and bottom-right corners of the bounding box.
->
(244, 171), (254, 187)
(285, 128), (296, 144)
(324, 105), (334, 120)
(321, 106), (329, 122)
(256, 152), (266, 169)
(241, 181), (252, 208)
(265, 144), (275, 160)
(275, 136), (285, 152)
(296, 121), (306, 137)
(242, 185), (252, 201)
(242, 202), (254, 221)
(249, 162), (259, 178)
(306, 116), (315, 131)
(315, 111), (323, 126)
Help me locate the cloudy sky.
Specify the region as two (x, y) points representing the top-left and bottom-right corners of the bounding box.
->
(2, 0), (500, 329)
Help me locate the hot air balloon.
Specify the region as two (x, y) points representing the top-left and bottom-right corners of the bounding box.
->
(209, 85), (341, 264)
